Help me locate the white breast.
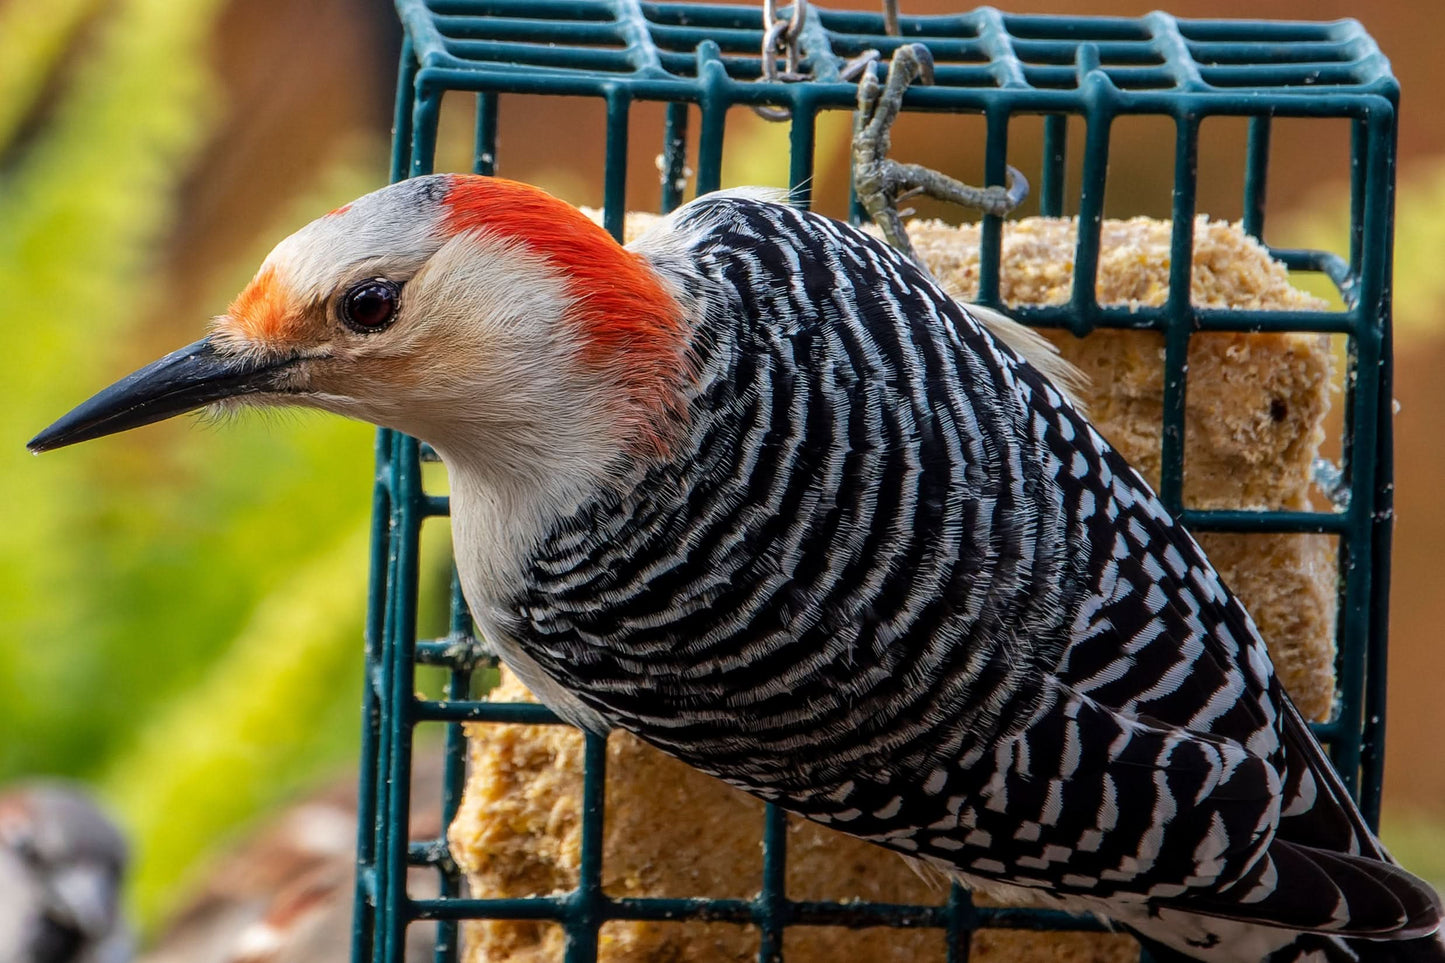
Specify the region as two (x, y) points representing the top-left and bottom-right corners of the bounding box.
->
(445, 457), (613, 735)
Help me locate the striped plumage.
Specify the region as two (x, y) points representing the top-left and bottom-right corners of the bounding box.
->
(481, 193), (1442, 962)
(29, 176), (1443, 962)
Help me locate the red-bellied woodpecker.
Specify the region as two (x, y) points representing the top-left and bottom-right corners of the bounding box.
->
(29, 175), (1445, 963)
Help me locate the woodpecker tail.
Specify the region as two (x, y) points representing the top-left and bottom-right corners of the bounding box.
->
(1128, 912), (1445, 962)
(1268, 928), (1445, 963)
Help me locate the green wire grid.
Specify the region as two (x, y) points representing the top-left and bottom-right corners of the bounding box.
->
(353, 4), (1400, 963)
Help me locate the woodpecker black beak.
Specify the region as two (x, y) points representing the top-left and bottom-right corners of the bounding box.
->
(27, 336), (299, 453)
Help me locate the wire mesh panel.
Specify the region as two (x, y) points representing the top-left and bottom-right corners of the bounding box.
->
(354, 3), (1400, 962)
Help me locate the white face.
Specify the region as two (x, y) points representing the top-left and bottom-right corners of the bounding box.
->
(209, 175), (667, 498)
(262, 177), (454, 307)
(31, 172), (692, 544)
(209, 176), (452, 362)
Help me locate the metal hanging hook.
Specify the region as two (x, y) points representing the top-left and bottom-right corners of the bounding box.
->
(751, 0), (903, 121)
(752, 0), (902, 121)
(765, 0), (807, 76)
(882, 0), (901, 36)
(754, 0), (810, 121)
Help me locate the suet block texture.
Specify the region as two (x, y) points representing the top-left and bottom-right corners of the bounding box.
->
(451, 669), (1140, 963)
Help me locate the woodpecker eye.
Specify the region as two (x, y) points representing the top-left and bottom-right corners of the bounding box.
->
(341, 279), (400, 331)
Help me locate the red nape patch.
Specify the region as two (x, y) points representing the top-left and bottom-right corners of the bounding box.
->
(441, 174), (690, 449)
(327, 202), (353, 217)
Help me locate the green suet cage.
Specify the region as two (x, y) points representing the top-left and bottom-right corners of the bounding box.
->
(354, 3), (1399, 962)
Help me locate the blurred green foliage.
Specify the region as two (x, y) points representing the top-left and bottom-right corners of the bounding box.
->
(0, 0), (387, 928)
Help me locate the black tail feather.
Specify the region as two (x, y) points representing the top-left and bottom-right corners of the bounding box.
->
(1267, 929), (1445, 963)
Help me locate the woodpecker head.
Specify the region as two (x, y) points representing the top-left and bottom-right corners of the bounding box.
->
(29, 175), (691, 490)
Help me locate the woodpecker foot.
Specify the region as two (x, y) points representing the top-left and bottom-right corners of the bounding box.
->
(853, 44), (1029, 266)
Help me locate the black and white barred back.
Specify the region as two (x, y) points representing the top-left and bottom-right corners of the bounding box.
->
(505, 195), (1441, 961)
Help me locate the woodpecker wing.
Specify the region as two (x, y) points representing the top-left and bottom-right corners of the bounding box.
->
(1032, 427), (1439, 936)
(506, 193), (1439, 947)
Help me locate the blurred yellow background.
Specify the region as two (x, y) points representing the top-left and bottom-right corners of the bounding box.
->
(1, 0), (1440, 937)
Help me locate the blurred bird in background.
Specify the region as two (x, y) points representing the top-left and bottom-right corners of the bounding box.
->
(0, 784), (130, 963)
(137, 753), (441, 963)
(0, 754), (441, 963)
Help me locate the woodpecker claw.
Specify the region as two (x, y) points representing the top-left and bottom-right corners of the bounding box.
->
(908, 43), (935, 86)
(852, 43), (1028, 268)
